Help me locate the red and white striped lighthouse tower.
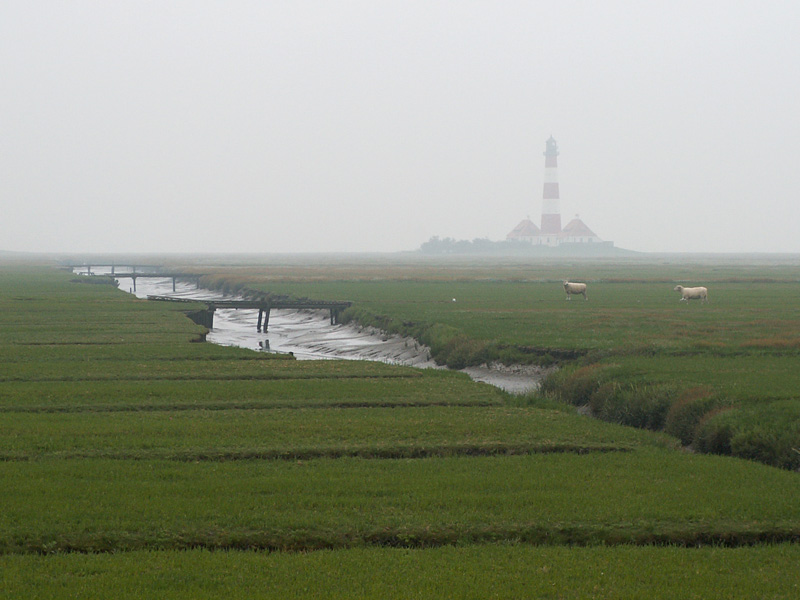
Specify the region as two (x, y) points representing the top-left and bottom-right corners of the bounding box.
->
(540, 136), (562, 239)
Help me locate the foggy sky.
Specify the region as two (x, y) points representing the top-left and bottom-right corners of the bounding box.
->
(2, 1), (799, 254)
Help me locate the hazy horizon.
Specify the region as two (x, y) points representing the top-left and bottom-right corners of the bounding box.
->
(2, 2), (799, 255)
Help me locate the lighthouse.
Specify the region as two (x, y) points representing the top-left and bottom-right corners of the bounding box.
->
(506, 135), (611, 250)
(542, 135), (561, 241)
(540, 135), (562, 242)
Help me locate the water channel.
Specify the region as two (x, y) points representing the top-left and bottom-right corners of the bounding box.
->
(75, 268), (545, 393)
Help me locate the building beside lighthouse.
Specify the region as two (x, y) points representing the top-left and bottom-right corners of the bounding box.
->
(507, 136), (609, 248)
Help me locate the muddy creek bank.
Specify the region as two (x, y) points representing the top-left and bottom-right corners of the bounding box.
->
(77, 268), (546, 393)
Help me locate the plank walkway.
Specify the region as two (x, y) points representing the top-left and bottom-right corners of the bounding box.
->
(69, 266), (203, 292)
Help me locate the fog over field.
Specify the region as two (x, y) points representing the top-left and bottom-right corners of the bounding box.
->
(2, 1), (799, 255)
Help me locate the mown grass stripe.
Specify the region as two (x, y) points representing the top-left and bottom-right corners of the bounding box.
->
(4, 544), (800, 600)
(3, 451), (798, 557)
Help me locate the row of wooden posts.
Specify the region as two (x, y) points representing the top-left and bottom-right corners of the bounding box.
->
(68, 264), (201, 292)
(69, 266), (352, 332)
(148, 296), (352, 332)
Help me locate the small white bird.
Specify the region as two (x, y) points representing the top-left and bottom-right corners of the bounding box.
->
(452, 298), (456, 302)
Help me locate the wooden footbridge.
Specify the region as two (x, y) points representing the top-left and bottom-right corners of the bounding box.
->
(112, 272), (202, 292)
(65, 263), (163, 274)
(67, 264), (203, 292)
(147, 295), (352, 331)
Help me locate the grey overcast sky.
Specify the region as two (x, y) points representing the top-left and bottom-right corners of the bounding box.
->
(2, 1), (799, 254)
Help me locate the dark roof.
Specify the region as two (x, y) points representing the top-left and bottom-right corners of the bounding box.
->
(560, 217), (597, 237)
(507, 218), (541, 239)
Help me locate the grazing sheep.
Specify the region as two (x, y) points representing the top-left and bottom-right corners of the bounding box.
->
(563, 281), (587, 301)
(674, 285), (708, 303)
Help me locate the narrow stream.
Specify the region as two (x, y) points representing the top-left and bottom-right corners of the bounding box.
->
(74, 268), (544, 393)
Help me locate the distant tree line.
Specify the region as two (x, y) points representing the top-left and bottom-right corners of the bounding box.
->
(418, 236), (527, 255)
(418, 236), (629, 257)
(418, 236), (569, 256)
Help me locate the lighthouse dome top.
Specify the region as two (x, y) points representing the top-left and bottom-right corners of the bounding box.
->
(544, 136), (559, 156)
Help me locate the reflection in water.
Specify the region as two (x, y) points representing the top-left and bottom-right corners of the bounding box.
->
(75, 267), (437, 366)
(73, 267), (542, 393)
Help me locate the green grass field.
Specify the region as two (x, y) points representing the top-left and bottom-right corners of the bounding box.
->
(3, 450), (799, 555)
(236, 278), (800, 355)
(1, 259), (799, 597)
(200, 256), (800, 469)
(4, 545), (799, 600)
(0, 404), (671, 460)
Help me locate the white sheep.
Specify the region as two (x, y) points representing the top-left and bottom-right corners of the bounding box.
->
(674, 285), (708, 303)
(563, 281), (587, 301)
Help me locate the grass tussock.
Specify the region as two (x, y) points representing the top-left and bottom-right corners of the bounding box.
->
(540, 364), (800, 470)
(694, 402), (800, 470)
(539, 364), (611, 406)
(664, 387), (724, 445)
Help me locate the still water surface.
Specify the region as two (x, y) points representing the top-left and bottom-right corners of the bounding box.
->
(74, 268), (542, 393)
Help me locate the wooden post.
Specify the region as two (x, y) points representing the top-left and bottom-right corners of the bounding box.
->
(132, 276), (137, 292)
(172, 277), (176, 292)
(257, 309), (263, 332)
(330, 308), (335, 325)
(263, 307), (271, 331)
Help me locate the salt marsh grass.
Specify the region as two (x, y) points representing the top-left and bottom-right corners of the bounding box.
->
(2, 259), (799, 597)
(0, 405), (669, 461)
(4, 544), (800, 600)
(2, 451), (799, 554)
(213, 258), (800, 469)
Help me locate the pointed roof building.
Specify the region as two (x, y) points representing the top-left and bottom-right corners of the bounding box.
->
(506, 218), (541, 242)
(559, 215), (602, 243)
